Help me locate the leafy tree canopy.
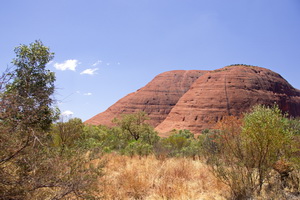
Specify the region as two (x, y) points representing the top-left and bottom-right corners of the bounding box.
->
(4, 40), (57, 131)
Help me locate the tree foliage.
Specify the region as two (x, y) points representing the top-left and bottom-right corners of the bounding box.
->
(51, 118), (84, 149)
(0, 41), (103, 200)
(113, 111), (158, 142)
(3, 40), (57, 131)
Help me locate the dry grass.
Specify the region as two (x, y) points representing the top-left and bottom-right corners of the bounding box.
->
(97, 153), (229, 200)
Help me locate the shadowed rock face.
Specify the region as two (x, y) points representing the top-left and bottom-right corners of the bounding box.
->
(85, 70), (208, 127)
(86, 65), (300, 136)
(156, 65), (300, 136)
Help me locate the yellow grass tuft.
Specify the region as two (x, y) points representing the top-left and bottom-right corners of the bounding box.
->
(98, 154), (229, 199)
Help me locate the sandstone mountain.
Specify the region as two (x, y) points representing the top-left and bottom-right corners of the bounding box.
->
(156, 65), (300, 135)
(85, 70), (208, 127)
(86, 65), (300, 136)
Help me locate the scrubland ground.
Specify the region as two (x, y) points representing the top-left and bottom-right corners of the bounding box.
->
(97, 154), (229, 200)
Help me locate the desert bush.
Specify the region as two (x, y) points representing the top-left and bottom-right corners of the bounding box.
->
(157, 129), (202, 158)
(242, 105), (297, 191)
(199, 129), (221, 157)
(203, 105), (300, 199)
(51, 118), (84, 150)
(124, 140), (153, 158)
(79, 125), (106, 149)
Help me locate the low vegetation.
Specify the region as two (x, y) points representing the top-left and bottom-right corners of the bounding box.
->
(99, 154), (228, 199)
(1, 41), (299, 199)
(202, 107), (300, 199)
(79, 105), (300, 199)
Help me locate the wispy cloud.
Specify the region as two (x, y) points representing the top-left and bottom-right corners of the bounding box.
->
(46, 60), (54, 67)
(80, 68), (98, 75)
(61, 110), (74, 117)
(54, 59), (78, 71)
(84, 92), (92, 96)
(92, 60), (102, 66)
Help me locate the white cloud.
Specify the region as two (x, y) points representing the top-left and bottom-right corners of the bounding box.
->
(80, 68), (98, 75)
(92, 60), (102, 66)
(54, 59), (78, 71)
(84, 92), (92, 96)
(61, 110), (74, 117)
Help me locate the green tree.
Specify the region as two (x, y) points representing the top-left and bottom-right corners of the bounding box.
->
(0, 41), (103, 200)
(51, 118), (84, 151)
(4, 40), (57, 131)
(241, 105), (295, 191)
(0, 40), (57, 167)
(113, 111), (159, 144)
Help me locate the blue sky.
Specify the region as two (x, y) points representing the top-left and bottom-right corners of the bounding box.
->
(1, 0), (300, 121)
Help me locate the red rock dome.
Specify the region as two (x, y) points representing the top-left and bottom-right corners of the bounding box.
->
(85, 70), (208, 127)
(156, 65), (300, 135)
(85, 65), (300, 137)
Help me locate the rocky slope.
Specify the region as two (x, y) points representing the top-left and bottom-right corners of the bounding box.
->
(86, 65), (300, 136)
(156, 65), (300, 135)
(85, 70), (208, 127)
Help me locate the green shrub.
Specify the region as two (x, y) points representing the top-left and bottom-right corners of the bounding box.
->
(156, 129), (202, 158)
(202, 105), (300, 199)
(124, 140), (153, 157)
